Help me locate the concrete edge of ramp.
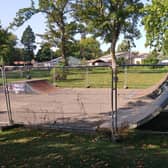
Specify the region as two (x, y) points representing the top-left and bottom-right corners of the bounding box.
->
(8, 81), (37, 94)
(8, 79), (57, 94)
(136, 73), (168, 98)
(98, 86), (168, 132)
(126, 87), (168, 130)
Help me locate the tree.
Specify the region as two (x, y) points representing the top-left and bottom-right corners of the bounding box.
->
(143, 50), (159, 64)
(143, 0), (168, 51)
(64, 40), (80, 58)
(117, 40), (130, 52)
(49, 40), (81, 60)
(0, 23), (17, 65)
(36, 43), (55, 62)
(79, 37), (101, 60)
(74, 0), (143, 69)
(116, 57), (126, 65)
(11, 0), (78, 66)
(10, 48), (25, 64)
(162, 37), (168, 57)
(21, 25), (36, 63)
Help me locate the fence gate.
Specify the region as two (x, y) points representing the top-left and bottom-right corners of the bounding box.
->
(0, 66), (13, 125)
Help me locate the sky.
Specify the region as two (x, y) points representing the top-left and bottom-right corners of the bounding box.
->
(0, 0), (150, 53)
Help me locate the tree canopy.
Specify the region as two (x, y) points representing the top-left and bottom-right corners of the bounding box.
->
(143, 50), (159, 64)
(74, 0), (144, 68)
(117, 40), (131, 52)
(11, 0), (78, 66)
(162, 38), (168, 56)
(0, 23), (17, 65)
(11, 48), (25, 63)
(10, 0), (144, 68)
(143, 0), (168, 52)
(21, 25), (36, 62)
(36, 43), (55, 62)
(79, 37), (101, 60)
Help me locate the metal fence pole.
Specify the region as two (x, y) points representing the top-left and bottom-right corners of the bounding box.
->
(111, 67), (118, 140)
(53, 67), (56, 86)
(114, 69), (118, 133)
(1, 66), (13, 124)
(111, 67), (114, 136)
(85, 67), (89, 88)
(124, 65), (128, 89)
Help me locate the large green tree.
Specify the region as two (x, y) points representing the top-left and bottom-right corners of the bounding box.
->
(117, 40), (131, 52)
(143, 0), (168, 52)
(143, 50), (159, 64)
(0, 23), (17, 65)
(162, 38), (168, 56)
(11, 0), (78, 66)
(36, 43), (55, 62)
(79, 37), (101, 60)
(21, 25), (36, 62)
(10, 48), (25, 64)
(74, 0), (144, 69)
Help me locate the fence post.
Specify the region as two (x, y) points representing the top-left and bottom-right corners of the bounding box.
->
(85, 67), (89, 88)
(53, 67), (56, 86)
(111, 67), (118, 140)
(124, 65), (128, 89)
(0, 66), (13, 125)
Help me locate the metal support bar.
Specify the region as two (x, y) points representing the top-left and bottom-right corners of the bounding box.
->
(111, 69), (114, 134)
(0, 66), (13, 124)
(124, 65), (128, 89)
(111, 67), (118, 139)
(85, 67), (89, 88)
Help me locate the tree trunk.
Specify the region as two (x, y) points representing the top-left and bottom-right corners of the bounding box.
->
(61, 36), (68, 66)
(60, 20), (68, 66)
(110, 43), (117, 70)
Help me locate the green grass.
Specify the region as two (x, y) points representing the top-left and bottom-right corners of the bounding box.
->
(118, 72), (166, 89)
(0, 128), (168, 167)
(0, 67), (167, 89)
(0, 69), (50, 85)
(56, 68), (167, 88)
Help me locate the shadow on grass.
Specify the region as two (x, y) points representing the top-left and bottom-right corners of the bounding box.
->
(60, 78), (84, 82)
(1, 125), (168, 167)
(0, 128), (119, 168)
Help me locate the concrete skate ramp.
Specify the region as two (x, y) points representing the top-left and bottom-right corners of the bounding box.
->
(100, 86), (168, 131)
(8, 79), (57, 94)
(2, 74), (168, 132)
(125, 87), (168, 129)
(2, 86), (168, 132)
(27, 79), (57, 94)
(133, 73), (168, 98)
(8, 81), (35, 94)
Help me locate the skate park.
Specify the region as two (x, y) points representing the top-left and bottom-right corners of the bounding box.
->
(1, 66), (168, 134)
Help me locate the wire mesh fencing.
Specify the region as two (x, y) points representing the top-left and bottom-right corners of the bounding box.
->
(0, 66), (13, 125)
(1, 65), (168, 132)
(1, 66), (112, 131)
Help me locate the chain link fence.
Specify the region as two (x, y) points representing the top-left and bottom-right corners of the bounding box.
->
(0, 65), (168, 132)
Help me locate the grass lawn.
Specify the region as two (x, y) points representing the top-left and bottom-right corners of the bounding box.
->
(0, 128), (168, 168)
(55, 67), (167, 88)
(0, 69), (50, 85)
(0, 67), (167, 88)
